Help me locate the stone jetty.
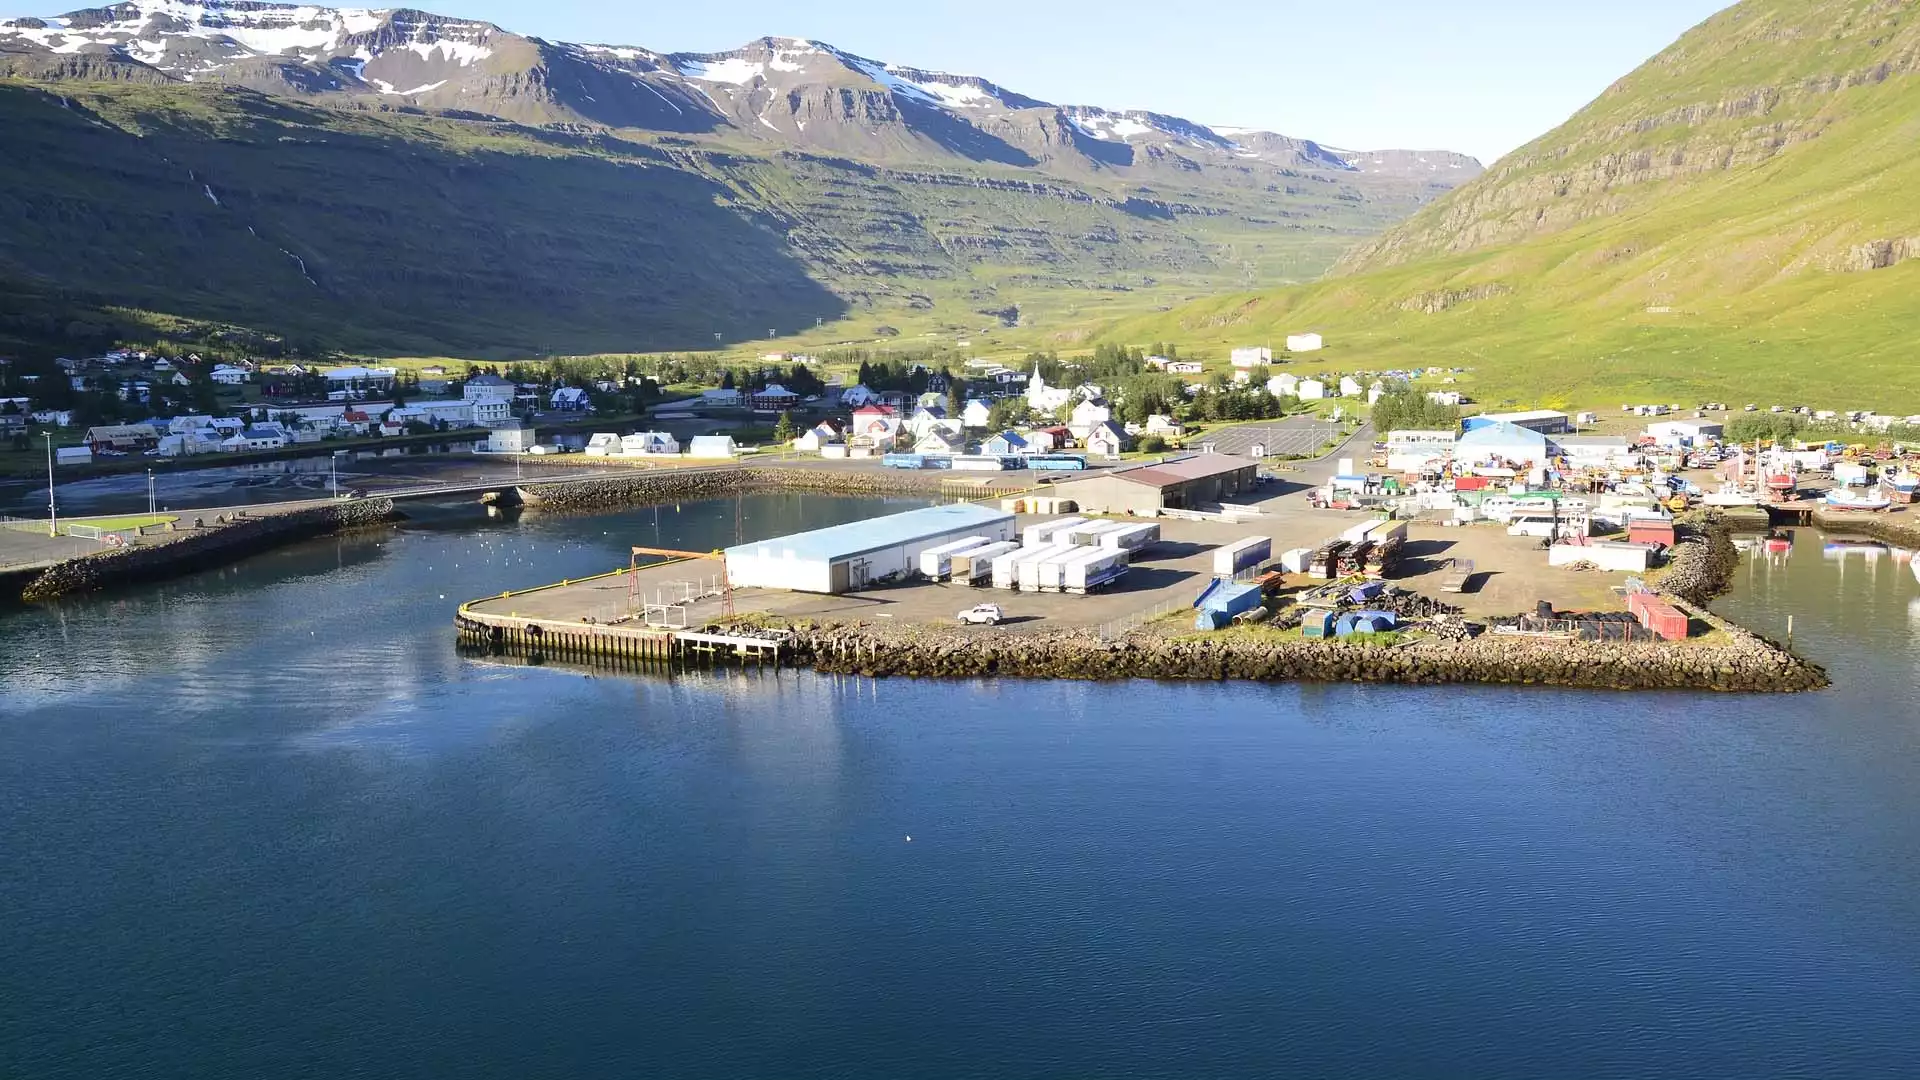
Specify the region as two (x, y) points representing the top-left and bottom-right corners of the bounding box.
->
(779, 615), (1827, 693)
(17, 498), (401, 603)
(515, 465), (955, 513)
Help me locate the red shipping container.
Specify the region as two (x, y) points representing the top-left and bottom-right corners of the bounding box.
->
(1627, 591), (1650, 620)
(1637, 599), (1689, 641)
(1628, 521), (1677, 547)
(1454, 476), (1491, 491)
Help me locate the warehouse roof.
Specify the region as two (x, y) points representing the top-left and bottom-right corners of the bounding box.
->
(1478, 409), (1568, 423)
(725, 503), (1013, 564)
(1066, 453), (1256, 489)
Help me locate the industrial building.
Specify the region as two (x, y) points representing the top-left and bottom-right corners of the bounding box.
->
(1464, 409), (1573, 435)
(1455, 421), (1550, 467)
(724, 504), (1016, 594)
(1049, 454), (1260, 516)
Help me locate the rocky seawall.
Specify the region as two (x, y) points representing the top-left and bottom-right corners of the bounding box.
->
(516, 465), (958, 513)
(785, 618), (1827, 693)
(17, 499), (402, 603)
(1662, 514), (1741, 604)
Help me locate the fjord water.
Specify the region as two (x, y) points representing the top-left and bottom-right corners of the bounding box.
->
(3, 501), (1917, 1079)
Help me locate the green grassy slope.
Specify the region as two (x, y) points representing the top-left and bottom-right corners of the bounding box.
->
(1100, 0), (1920, 412)
(0, 77), (1445, 363)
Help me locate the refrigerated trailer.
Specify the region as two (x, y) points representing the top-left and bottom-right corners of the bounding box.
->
(918, 535), (994, 579)
(952, 541), (1019, 585)
(1022, 517), (1088, 547)
(1060, 547), (1130, 593)
(993, 542), (1076, 590)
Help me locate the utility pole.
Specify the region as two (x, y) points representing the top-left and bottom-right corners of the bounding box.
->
(147, 469), (156, 517)
(45, 433), (56, 537)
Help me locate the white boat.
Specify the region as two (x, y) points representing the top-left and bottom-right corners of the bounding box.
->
(1824, 488), (1892, 511)
(1701, 485), (1761, 507)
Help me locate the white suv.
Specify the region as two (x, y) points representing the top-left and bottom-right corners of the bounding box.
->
(957, 604), (1004, 626)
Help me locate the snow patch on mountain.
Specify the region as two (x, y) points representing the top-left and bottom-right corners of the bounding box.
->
(676, 55), (765, 84)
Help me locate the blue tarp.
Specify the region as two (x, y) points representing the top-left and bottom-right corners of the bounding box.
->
(1335, 610), (1399, 637)
(1349, 582), (1387, 604)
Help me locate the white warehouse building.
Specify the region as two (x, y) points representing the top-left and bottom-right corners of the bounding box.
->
(724, 504), (1017, 594)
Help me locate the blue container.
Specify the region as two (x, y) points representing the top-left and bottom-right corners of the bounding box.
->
(1301, 610), (1336, 639)
(1349, 581), (1387, 604)
(1194, 582), (1264, 629)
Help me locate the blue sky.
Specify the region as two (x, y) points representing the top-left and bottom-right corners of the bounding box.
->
(452, 0), (1732, 163)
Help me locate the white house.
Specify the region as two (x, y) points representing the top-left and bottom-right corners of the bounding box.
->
(1266, 373), (1299, 398)
(549, 387), (591, 411)
(914, 428), (965, 456)
(1230, 346), (1273, 369)
(1338, 376), (1364, 398)
(794, 423), (842, 452)
(1144, 414), (1186, 438)
(850, 416), (902, 451)
(472, 399), (512, 426)
(157, 432), (219, 457)
(463, 374), (513, 402)
(750, 383), (800, 412)
(1166, 361), (1203, 375)
(840, 384), (876, 407)
(686, 435), (740, 458)
(220, 425), (288, 452)
(1286, 333), (1324, 352)
(31, 409), (75, 427)
(961, 399), (993, 429)
(1067, 398), (1113, 440)
(486, 425), (537, 454)
(1085, 421), (1130, 459)
(699, 388), (743, 407)
(908, 408), (960, 440)
(209, 364), (251, 385)
(169, 414), (216, 435)
(620, 432), (680, 455)
(1297, 379), (1327, 400)
(1427, 390), (1463, 407)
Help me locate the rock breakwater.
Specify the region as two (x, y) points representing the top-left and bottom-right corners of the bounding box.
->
(783, 618), (1826, 693)
(18, 498), (401, 603)
(517, 466), (955, 514)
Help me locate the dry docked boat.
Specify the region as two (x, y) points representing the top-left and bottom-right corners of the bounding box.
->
(1824, 488), (1892, 512)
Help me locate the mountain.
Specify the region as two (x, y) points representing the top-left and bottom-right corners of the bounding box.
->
(1107, 0), (1920, 410)
(0, 2), (1485, 359)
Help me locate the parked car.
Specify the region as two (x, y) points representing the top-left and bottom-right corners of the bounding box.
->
(957, 603), (1004, 626)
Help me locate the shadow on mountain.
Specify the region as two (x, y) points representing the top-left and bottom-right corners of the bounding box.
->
(900, 99), (1038, 167)
(0, 82), (842, 357)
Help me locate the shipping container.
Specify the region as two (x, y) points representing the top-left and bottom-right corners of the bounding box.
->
(1340, 520), (1379, 545)
(1212, 536), (1272, 578)
(1101, 523), (1161, 552)
(1060, 547), (1130, 593)
(1300, 610), (1336, 638)
(1279, 547), (1314, 574)
(1548, 540), (1652, 572)
(1626, 521), (1677, 547)
(918, 535), (994, 578)
(1024, 545), (1092, 592)
(992, 542), (1074, 590)
(1635, 598), (1689, 641)
(1023, 516), (1088, 547)
(952, 541), (1019, 585)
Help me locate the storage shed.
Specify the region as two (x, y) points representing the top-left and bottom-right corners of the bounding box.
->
(1048, 454), (1259, 515)
(725, 504), (1016, 594)
(1455, 421), (1550, 466)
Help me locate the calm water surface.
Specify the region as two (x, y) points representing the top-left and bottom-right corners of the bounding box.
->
(2, 503), (1917, 1079)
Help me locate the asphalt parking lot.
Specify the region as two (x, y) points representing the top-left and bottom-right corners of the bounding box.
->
(1195, 415), (1348, 459)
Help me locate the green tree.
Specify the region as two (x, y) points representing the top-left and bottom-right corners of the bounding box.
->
(947, 377), (966, 418)
(986, 398), (1029, 431)
(772, 410), (796, 444)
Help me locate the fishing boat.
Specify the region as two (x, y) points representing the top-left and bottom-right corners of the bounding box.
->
(1765, 473), (1798, 501)
(1823, 487), (1892, 511)
(1880, 469), (1919, 504)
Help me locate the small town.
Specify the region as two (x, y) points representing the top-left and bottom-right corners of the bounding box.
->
(6, 1), (1919, 1074)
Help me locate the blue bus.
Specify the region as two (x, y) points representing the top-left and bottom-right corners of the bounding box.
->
(1026, 454), (1089, 472)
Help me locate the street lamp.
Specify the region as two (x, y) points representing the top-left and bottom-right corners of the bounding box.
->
(45, 433), (56, 537)
(147, 469), (157, 517)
